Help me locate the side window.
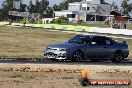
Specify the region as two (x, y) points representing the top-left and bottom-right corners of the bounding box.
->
(104, 37), (114, 45)
(105, 40), (111, 45)
(91, 37), (112, 45)
(80, 36), (90, 44)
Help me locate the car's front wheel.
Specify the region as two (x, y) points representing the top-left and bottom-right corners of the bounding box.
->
(72, 50), (84, 62)
(111, 51), (124, 63)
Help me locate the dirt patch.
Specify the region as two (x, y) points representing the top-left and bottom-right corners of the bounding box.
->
(0, 63), (131, 88)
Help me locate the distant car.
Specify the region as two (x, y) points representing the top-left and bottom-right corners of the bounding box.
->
(44, 35), (129, 63)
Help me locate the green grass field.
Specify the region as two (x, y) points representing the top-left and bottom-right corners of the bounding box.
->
(128, 24), (132, 30)
(0, 26), (74, 58)
(0, 26), (132, 59)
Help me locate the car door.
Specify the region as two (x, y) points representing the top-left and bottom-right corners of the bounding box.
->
(103, 38), (116, 58)
(86, 37), (108, 58)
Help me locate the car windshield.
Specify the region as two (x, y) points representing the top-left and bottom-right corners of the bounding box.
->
(68, 35), (90, 44)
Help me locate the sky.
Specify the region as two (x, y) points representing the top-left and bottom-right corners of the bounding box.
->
(0, 0), (131, 7)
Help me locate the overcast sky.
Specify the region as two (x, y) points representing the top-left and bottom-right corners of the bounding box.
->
(0, 0), (131, 7)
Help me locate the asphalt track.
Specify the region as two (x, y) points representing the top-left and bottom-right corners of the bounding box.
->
(0, 59), (132, 67)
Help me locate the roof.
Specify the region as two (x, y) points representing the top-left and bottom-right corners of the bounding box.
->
(77, 34), (106, 38)
(110, 10), (132, 19)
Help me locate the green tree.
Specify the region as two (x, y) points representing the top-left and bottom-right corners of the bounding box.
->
(1, 0), (14, 19)
(34, 0), (40, 13)
(121, 0), (132, 15)
(27, 0), (35, 13)
(53, 4), (61, 11)
(100, 0), (106, 4)
(32, 0), (49, 17)
(45, 7), (53, 18)
(111, 1), (119, 11)
(39, 0), (49, 16)
(20, 3), (27, 12)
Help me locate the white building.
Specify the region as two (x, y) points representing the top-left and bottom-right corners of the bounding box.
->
(54, 0), (111, 23)
(42, 18), (55, 24)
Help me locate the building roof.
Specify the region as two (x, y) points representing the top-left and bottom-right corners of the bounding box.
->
(110, 10), (132, 20)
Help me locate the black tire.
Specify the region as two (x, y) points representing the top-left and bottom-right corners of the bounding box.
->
(72, 50), (84, 62)
(111, 51), (124, 63)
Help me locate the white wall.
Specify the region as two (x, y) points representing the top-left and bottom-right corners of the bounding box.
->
(42, 18), (54, 24)
(68, 4), (81, 11)
(54, 11), (73, 18)
(54, 11), (77, 22)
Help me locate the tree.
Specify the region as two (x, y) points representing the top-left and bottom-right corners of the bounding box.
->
(111, 1), (119, 11)
(32, 0), (49, 17)
(45, 7), (53, 18)
(34, 0), (40, 13)
(20, 3), (27, 12)
(100, 0), (105, 4)
(39, 0), (49, 17)
(121, 0), (132, 15)
(1, 0), (14, 19)
(53, 4), (61, 11)
(2, 0), (13, 10)
(27, 0), (35, 13)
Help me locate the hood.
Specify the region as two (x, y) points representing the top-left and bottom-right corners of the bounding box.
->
(48, 42), (81, 49)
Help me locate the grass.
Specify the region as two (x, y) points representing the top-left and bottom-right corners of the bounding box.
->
(0, 26), (132, 59)
(60, 23), (111, 28)
(0, 26), (75, 58)
(127, 24), (132, 30)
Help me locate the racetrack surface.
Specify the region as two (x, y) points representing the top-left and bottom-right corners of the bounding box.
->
(0, 59), (132, 66)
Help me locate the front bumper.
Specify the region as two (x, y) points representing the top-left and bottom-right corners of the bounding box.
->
(44, 50), (72, 60)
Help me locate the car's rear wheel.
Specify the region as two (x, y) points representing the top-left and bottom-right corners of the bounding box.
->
(111, 51), (124, 63)
(72, 50), (84, 62)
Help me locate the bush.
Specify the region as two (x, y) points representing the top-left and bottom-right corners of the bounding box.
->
(21, 18), (27, 25)
(77, 19), (83, 24)
(54, 17), (69, 24)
